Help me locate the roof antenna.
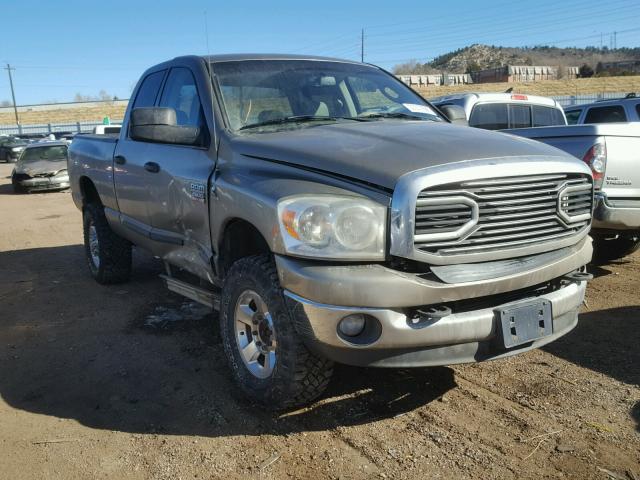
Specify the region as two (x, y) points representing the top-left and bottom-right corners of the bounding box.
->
(204, 10), (218, 151)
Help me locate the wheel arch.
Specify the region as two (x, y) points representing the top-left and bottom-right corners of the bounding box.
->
(217, 217), (272, 278)
(78, 176), (102, 206)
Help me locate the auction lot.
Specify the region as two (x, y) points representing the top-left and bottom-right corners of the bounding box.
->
(0, 162), (638, 479)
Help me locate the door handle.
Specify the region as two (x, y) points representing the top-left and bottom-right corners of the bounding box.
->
(144, 162), (160, 173)
(114, 155), (126, 165)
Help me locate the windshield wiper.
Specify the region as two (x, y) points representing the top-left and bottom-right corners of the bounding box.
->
(360, 112), (426, 121)
(239, 115), (367, 131)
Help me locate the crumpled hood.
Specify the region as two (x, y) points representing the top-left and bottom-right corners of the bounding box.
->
(232, 121), (574, 190)
(15, 159), (67, 176)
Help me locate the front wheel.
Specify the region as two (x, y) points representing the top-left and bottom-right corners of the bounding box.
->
(83, 203), (132, 284)
(220, 254), (333, 409)
(592, 233), (640, 264)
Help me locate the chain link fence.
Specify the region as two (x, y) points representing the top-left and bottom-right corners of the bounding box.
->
(0, 120), (123, 136)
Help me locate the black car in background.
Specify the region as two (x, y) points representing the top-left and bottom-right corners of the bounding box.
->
(0, 136), (29, 162)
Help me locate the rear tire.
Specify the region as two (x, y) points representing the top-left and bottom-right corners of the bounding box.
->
(83, 203), (132, 284)
(220, 254), (333, 409)
(592, 233), (640, 263)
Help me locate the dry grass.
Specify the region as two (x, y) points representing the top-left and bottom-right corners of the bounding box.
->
(0, 104), (127, 126)
(2, 75), (639, 126)
(416, 76), (640, 98)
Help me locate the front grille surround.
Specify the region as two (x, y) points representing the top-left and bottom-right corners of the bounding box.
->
(414, 174), (593, 256)
(389, 158), (595, 266)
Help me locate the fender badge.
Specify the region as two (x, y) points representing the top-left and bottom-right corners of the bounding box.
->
(190, 182), (206, 202)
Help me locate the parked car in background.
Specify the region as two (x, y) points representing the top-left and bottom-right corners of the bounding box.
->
(506, 123), (640, 262)
(564, 93), (640, 125)
(69, 54), (593, 409)
(431, 92), (566, 130)
(11, 141), (70, 193)
(0, 136), (29, 162)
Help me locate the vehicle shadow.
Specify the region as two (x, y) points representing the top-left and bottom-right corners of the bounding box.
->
(0, 183), (15, 195)
(0, 244), (455, 438)
(543, 306), (640, 387)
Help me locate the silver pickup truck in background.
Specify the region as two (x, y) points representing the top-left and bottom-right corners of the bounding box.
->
(68, 54), (594, 409)
(506, 123), (640, 262)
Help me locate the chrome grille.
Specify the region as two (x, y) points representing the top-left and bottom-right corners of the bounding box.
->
(414, 174), (593, 256)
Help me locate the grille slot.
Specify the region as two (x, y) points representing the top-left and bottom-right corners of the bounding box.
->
(414, 174), (593, 256)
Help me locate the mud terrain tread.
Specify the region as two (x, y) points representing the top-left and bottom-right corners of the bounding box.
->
(220, 254), (333, 409)
(83, 203), (132, 284)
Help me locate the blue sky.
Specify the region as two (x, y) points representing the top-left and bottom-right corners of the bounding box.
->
(2, 0), (640, 104)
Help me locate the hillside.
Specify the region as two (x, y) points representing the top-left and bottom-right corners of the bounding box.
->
(395, 44), (640, 74)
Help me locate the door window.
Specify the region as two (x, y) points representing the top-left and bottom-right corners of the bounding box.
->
(132, 70), (165, 109)
(584, 105), (627, 123)
(158, 67), (208, 146)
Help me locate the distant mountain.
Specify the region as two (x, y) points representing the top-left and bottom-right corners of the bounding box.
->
(393, 44), (640, 75)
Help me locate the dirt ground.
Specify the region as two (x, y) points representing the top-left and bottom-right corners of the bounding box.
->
(0, 162), (638, 480)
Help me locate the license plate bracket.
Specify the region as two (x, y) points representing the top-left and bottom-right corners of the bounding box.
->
(497, 300), (552, 348)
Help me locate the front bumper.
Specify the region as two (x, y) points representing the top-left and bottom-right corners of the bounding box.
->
(285, 282), (585, 367)
(592, 192), (640, 231)
(277, 238), (591, 367)
(17, 176), (70, 192)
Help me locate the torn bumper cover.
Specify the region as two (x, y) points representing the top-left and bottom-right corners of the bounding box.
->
(276, 237), (591, 367)
(592, 192), (640, 231)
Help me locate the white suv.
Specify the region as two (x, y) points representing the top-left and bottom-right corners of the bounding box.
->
(431, 92), (566, 130)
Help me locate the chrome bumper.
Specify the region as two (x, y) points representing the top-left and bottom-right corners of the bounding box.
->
(20, 177), (70, 191)
(284, 282), (586, 367)
(592, 192), (640, 231)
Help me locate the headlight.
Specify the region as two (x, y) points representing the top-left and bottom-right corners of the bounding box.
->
(53, 169), (68, 179)
(278, 195), (386, 260)
(11, 147), (23, 152)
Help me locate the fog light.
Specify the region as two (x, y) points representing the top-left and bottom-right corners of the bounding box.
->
(338, 314), (366, 337)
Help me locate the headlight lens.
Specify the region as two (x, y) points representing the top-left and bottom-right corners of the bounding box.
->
(11, 147), (23, 152)
(278, 195), (386, 259)
(53, 169), (68, 179)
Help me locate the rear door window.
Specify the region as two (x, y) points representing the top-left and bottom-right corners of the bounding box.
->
(508, 104), (531, 128)
(469, 103), (508, 130)
(132, 70), (166, 109)
(564, 109), (582, 125)
(532, 105), (565, 126)
(584, 105), (627, 123)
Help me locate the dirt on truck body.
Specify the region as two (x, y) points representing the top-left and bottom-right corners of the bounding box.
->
(0, 164), (638, 478)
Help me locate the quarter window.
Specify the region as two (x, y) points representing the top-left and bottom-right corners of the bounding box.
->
(564, 109), (581, 125)
(584, 105), (627, 123)
(508, 104), (531, 128)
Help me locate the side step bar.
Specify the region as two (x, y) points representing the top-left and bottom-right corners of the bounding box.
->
(160, 274), (221, 310)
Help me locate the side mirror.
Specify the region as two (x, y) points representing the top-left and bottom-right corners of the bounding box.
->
(130, 107), (202, 145)
(439, 105), (468, 126)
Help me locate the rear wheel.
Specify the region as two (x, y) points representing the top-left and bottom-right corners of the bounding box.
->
(220, 254), (333, 409)
(83, 203), (132, 284)
(592, 233), (640, 263)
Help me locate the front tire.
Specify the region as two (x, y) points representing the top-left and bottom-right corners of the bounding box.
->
(592, 233), (640, 263)
(11, 178), (26, 194)
(220, 254), (333, 409)
(83, 203), (132, 284)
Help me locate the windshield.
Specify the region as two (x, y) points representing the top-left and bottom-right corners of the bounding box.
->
(19, 145), (68, 163)
(212, 60), (443, 131)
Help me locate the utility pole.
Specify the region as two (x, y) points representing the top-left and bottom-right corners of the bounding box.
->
(361, 28), (364, 63)
(614, 31), (617, 50)
(4, 64), (19, 127)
